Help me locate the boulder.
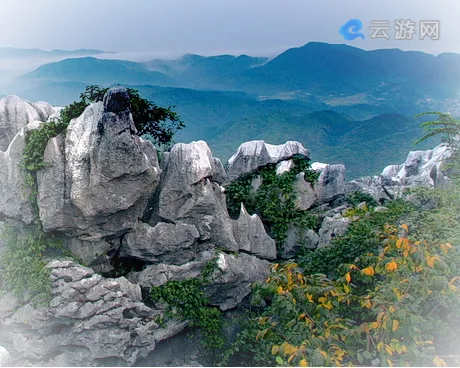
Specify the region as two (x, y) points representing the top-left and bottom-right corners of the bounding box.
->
(225, 141), (310, 183)
(318, 214), (351, 248)
(281, 227), (319, 259)
(293, 172), (317, 210)
(36, 87), (162, 240)
(313, 163), (346, 204)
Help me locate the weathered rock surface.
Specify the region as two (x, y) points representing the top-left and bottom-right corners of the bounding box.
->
(120, 222), (201, 265)
(129, 251), (270, 311)
(0, 345), (11, 367)
(312, 163), (346, 203)
(0, 121), (42, 225)
(293, 172), (317, 211)
(36, 87), (161, 240)
(281, 227), (320, 259)
(225, 140), (310, 184)
(232, 204), (277, 260)
(152, 141), (239, 252)
(347, 144), (452, 202)
(0, 259), (187, 367)
(0, 95), (54, 152)
(318, 214), (351, 248)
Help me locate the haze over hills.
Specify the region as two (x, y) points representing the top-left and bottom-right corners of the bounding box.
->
(1, 42), (457, 178)
(0, 47), (107, 59)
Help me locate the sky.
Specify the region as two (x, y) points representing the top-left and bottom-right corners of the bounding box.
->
(0, 0), (459, 59)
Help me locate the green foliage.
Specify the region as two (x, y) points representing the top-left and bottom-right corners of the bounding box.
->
(298, 198), (414, 277)
(345, 190), (379, 208)
(226, 156), (320, 247)
(149, 258), (224, 349)
(414, 112), (460, 150)
(0, 225), (63, 305)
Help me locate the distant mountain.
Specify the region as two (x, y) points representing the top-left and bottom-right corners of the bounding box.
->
(23, 57), (173, 86)
(0, 47), (106, 59)
(208, 110), (440, 179)
(144, 54), (268, 89)
(232, 42), (460, 98)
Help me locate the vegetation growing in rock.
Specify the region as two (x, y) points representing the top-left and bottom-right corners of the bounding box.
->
(0, 225), (64, 305)
(149, 257), (224, 349)
(225, 156), (320, 246)
(221, 116), (460, 367)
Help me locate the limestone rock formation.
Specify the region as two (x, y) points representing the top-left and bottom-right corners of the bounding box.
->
(225, 140), (310, 183)
(232, 203), (277, 260)
(347, 144), (452, 202)
(36, 87), (162, 240)
(152, 140), (239, 252)
(318, 214), (351, 248)
(0, 259), (188, 367)
(0, 121), (42, 225)
(312, 163), (346, 203)
(0, 95), (54, 152)
(120, 222), (201, 265)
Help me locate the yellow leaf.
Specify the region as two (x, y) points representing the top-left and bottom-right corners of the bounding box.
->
(401, 224), (409, 232)
(299, 359), (308, 367)
(433, 357), (447, 367)
(392, 320), (399, 332)
(272, 345), (279, 355)
(298, 313), (306, 320)
(273, 263), (279, 271)
(385, 345), (393, 356)
(349, 264), (359, 270)
(426, 255), (440, 268)
(425, 340), (433, 345)
(396, 238), (403, 249)
(320, 351), (327, 359)
(277, 286), (284, 294)
(387, 359), (394, 367)
(362, 266), (375, 276)
(288, 353), (296, 363)
(389, 306), (395, 313)
(345, 273), (351, 283)
(324, 300), (333, 310)
(362, 300), (372, 309)
(386, 261), (398, 272)
(343, 284), (351, 294)
(377, 342), (384, 352)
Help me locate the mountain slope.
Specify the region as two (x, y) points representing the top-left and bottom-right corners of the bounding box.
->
(23, 57), (173, 86)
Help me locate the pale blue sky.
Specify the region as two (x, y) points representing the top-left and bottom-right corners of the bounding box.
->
(0, 0), (459, 57)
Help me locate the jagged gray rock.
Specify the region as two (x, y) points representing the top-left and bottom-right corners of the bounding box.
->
(281, 227), (319, 259)
(0, 121), (42, 225)
(318, 214), (351, 248)
(0, 95), (54, 151)
(232, 203), (277, 260)
(225, 140), (310, 184)
(293, 172), (317, 211)
(0, 259), (186, 367)
(36, 87), (161, 240)
(120, 222), (201, 265)
(347, 144), (452, 202)
(129, 251), (270, 311)
(312, 163), (346, 203)
(152, 140), (239, 252)
(205, 252), (270, 310)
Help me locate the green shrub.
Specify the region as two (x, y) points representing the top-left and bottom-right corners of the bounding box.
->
(0, 225), (62, 305)
(298, 198), (414, 277)
(149, 258), (224, 349)
(225, 156), (320, 247)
